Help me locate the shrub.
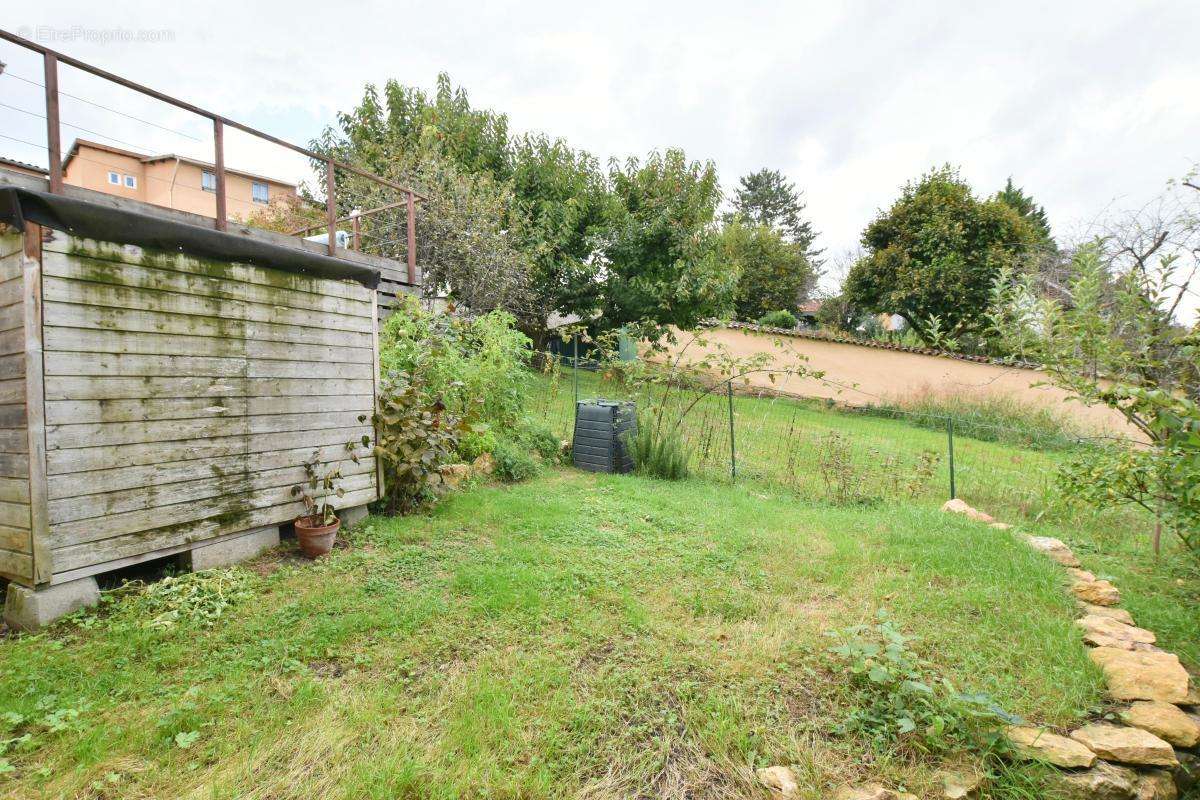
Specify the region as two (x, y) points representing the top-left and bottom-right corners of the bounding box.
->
(816, 432), (878, 505)
(372, 374), (461, 514)
(514, 421), (562, 462)
(626, 418), (691, 480)
(379, 294), (532, 430)
(757, 309), (798, 329)
(491, 438), (540, 483)
(826, 611), (1018, 756)
(457, 428), (498, 462)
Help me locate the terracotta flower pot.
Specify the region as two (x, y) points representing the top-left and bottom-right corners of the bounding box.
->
(295, 515), (340, 558)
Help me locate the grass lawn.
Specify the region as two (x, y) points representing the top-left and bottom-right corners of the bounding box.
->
(532, 369), (1200, 671)
(0, 469), (1104, 799)
(1, 385), (1196, 799)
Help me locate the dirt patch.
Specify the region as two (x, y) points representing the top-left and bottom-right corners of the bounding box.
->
(308, 659), (346, 679)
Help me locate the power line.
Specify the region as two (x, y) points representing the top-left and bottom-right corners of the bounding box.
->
(0, 71), (203, 142)
(0, 100), (159, 154)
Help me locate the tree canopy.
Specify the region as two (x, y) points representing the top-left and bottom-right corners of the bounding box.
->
(843, 166), (1038, 345)
(602, 149), (736, 332)
(317, 76), (733, 342)
(728, 168), (820, 258)
(995, 177), (1053, 247)
(718, 219), (816, 321)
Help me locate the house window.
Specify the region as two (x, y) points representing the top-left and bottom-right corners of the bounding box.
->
(123, 175), (137, 189)
(252, 181), (269, 204)
(107, 171), (120, 185)
(201, 170), (216, 192)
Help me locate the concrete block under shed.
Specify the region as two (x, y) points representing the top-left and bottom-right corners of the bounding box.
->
(4, 577), (100, 631)
(183, 525), (281, 571)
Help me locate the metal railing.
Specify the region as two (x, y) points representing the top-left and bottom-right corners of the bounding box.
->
(0, 28), (423, 267)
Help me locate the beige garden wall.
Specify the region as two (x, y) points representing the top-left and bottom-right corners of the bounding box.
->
(658, 326), (1136, 438)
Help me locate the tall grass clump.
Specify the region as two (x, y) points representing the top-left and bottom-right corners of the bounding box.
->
(626, 418), (691, 480)
(859, 389), (1088, 450)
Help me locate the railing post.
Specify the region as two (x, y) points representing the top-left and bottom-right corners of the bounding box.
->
(406, 190), (418, 285)
(325, 159), (336, 256)
(43, 53), (63, 193)
(213, 119), (227, 231)
(350, 211), (360, 251)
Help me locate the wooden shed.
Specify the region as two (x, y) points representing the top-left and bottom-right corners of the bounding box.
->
(0, 185), (387, 627)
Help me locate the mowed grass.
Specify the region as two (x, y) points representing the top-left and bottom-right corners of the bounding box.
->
(1, 470), (1102, 799)
(532, 369), (1200, 671)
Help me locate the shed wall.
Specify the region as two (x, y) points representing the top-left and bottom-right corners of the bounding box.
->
(0, 232), (31, 582)
(37, 233), (379, 583)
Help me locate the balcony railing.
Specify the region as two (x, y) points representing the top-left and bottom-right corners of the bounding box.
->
(0, 28), (421, 272)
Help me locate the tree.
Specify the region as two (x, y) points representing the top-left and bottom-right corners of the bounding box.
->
(728, 168), (820, 258)
(601, 149), (736, 333)
(406, 157), (538, 324)
(989, 171), (1200, 558)
(316, 76), (616, 342)
(508, 134), (615, 344)
(717, 218), (816, 321)
(996, 177), (1054, 247)
(844, 165), (1038, 345)
(318, 74), (511, 181)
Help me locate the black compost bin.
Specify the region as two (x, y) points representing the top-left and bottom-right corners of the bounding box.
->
(572, 400), (637, 474)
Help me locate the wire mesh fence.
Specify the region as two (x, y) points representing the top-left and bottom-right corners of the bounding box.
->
(527, 351), (1122, 516)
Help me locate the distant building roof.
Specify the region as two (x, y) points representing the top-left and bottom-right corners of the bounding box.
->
(0, 156), (48, 175)
(798, 299), (823, 315)
(61, 139), (297, 187)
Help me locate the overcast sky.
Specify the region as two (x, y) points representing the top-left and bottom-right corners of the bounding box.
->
(4, 1), (1199, 300)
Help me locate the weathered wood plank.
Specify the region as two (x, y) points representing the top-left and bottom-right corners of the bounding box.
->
(0, 500), (31, 528)
(48, 410), (371, 450)
(0, 379), (24, 405)
(0, 354), (25, 380)
(44, 235), (371, 302)
(0, 548), (32, 582)
(47, 424), (372, 474)
(43, 253), (373, 319)
(0, 524), (31, 553)
(0, 428), (28, 453)
(44, 326), (373, 365)
(46, 394), (374, 425)
(50, 458), (375, 525)
(48, 441), (373, 500)
(44, 302), (372, 349)
(0, 476), (29, 504)
(44, 376), (375, 401)
(0, 302), (23, 332)
(0, 404), (26, 429)
(0, 327), (22, 357)
(0, 249), (22, 279)
(0, 277), (21, 307)
(48, 472), (376, 549)
(50, 486), (378, 574)
(44, 351), (375, 380)
(0, 452), (29, 479)
(43, 277), (373, 334)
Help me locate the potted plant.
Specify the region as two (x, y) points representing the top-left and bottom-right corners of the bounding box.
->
(291, 450), (349, 558)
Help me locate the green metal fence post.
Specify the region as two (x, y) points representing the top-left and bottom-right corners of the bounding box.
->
(573, 335), (580, 413)
(728, 381), (737, 481)
(947, 416), (956, 500)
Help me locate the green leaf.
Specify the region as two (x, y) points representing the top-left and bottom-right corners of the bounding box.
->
(174, 730), (200, 749)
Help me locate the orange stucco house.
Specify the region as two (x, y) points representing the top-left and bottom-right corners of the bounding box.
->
(60, 139), (297, 221)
